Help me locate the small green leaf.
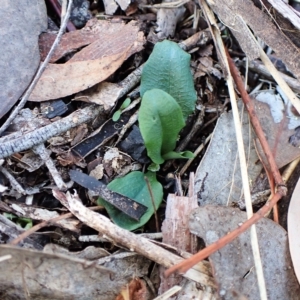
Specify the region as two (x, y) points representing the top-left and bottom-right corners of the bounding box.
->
(97, 171), (163, 231)
(139, 89), (185, 165)
(112, 110), (121, 122)
(120, 98), (131, 110)
(140, 40), (197, 120)
(162, 150), (194, 160)
(148, 162), (160, 172)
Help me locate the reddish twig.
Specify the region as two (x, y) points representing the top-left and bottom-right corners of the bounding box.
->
(226, 49), (286, 189)
(164, 49), (287, 277)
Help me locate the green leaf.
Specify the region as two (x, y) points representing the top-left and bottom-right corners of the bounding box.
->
(147, 163), (160, 172)
(162, 150), (194, 160)
(97, 171), (163, 231)
(139, 89), (185, 165)
(120, 98), (131, 109)
(112, 110), (121, 122)
(140, 40), (197, 120)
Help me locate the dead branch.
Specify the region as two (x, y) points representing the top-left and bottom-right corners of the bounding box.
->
(52, 189), (217, 289)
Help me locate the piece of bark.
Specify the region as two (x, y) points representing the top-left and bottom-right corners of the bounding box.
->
(159, 175), (199, 295)
(266, 0), (300, 30)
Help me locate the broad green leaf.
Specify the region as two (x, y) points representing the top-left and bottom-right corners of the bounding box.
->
(140, 40), (197, 120)
(97, 171), (163, 231)
(139, 89), (185, 164)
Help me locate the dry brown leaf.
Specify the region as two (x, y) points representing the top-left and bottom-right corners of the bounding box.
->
(74, 82), (124, 110)
(69, 21), (144, 63)
(207, 0), (300, 79)
(189, 206), (300, 299)
(31, 20), (144, 102)
(29, 51), (128, 101)
(288, 175), (300, 285)
(115, 278), (149, 300)
(39, 19), (142, 63)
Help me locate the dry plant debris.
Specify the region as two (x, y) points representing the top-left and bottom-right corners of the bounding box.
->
(1, 0), (300, 299)
(189, 206), (300, 299)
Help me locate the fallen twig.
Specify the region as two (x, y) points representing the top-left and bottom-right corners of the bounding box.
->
(52, 189), (217, 288)
(9, 206), (102, 246)
(0, 105), (101, 159)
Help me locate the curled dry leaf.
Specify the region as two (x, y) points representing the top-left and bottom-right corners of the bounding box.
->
(288, 176), (300, 285)
(189, 206), (300, 299)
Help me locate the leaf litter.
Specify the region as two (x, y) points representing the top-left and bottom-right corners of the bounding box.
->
(1, 0), (300, 299)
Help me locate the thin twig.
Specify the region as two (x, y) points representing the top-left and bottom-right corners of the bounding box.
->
(179, 133), (212, 176)
(0, 105), (101, 159)
(226, 49), (286, 189)
(0, 0), (74, 136)
(282, 157), (300, 183)
(144, 176), (159, 233)
(215, 13), (267, 297)
(9, 206), (102, 246)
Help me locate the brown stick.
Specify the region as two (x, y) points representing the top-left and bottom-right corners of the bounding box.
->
(9, 206), (102, 246)
(144, 176), (160, 233)
(52, 189), (216, 287)
(164, 49), (287, 277)
(226, 49), (286, 189)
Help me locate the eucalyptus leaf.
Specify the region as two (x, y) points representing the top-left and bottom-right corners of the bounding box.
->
(139, 89), (185, 165)
(97, 171), (163, 231)
(140, 40), (197, 120)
